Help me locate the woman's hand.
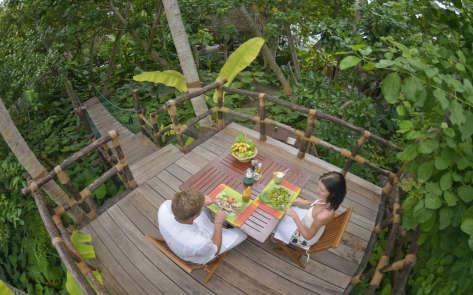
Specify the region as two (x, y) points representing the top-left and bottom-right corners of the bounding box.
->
(285, 207), (298, 219)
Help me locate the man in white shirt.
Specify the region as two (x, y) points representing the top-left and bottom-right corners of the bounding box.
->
(157, 190), (247, 264)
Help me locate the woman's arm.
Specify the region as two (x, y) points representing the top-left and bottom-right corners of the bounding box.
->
(286, 208), (331, 241)
(292, 197), (312, 207)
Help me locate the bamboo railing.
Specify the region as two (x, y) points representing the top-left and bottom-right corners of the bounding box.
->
(131, 80), (415, 294)
(22, 130), (136, 295)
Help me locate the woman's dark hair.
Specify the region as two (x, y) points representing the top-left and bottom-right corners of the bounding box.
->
(319, 171), (346, 210)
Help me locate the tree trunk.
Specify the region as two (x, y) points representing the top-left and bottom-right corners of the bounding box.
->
(0, 98), (85, 222)
(287, 25), (301, 81)
(110, 0), (170, 68)
(102, 31), (123, 97)
(161, 0), (212, 126)
(239, 6), (292, 96)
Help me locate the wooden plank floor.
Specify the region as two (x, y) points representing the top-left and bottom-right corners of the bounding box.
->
(83, 97), (158, 165)
(82, 123), (382, 294)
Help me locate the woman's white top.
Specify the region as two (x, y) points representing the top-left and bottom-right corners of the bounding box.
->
(273, 200), (326, 247)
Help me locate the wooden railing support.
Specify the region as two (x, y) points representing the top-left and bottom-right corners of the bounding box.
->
(297, 108), (316, 159)
(108, 130), (137, 189)
(258, 93), (267, 142)
(342, 130), (371, 175)
(166, 100), (185, 147)
(216, 86), (224, 129)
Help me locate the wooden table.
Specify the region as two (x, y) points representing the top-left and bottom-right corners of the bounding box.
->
(180, 150), (310, 242)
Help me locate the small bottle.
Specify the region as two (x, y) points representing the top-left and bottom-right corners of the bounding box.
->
(243, 169), (254, 202)
(255, 162), (262, 176)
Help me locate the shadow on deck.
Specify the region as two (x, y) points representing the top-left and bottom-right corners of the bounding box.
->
(81, 123), (381, 295)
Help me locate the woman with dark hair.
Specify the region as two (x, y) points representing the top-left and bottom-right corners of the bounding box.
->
(272, 171), (347, 250)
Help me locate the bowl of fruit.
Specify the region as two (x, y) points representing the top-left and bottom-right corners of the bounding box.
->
(231, 132), (257, 162)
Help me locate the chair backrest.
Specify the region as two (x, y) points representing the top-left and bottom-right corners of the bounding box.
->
(310, 208), (352, 253)
(144, 235), (203, 272)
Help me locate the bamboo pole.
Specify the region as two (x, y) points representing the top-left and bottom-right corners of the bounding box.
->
(158, 80), (226, 112)
(258, 93), (267, 142)
(54, 166), (97, 220)
(223, 87), (400, 150)
(166, 100), (185, 147)
(342, 130), (371, 175)
(132, 89), (145, 131)
(297, 108), (316, 159)
(216, 86), (224, 129)
(22, 135), (113, 195)
(30, 188), (96, 295)
(108, 130), (137, 189)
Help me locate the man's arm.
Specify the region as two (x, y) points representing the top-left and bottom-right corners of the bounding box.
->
(212, 210), (226, 253)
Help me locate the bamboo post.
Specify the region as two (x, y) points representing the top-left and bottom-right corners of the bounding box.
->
(30, 186), (96, 295)
(108, 130), (137, 189)
(216, 85), (224, 129)
(342, 130), (371, 175)
(166, 100), (185, 147)
(132, 89), (145, 131)
(54, 166), (97, 220)
(366, 185), (401, 295)
(297, 109), (316, 159)
(258, 93), (267, 141)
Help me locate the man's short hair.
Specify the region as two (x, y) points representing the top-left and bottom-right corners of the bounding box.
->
(171, 190), (205, 222)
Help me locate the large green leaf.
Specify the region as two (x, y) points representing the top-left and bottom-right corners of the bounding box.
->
(213, 37), (265, 101)
(418, 139), (438, 154)
(133, 70), (187, 92)
(440, 172), (453, 191)
(382, 73), (401, 103)
(71, 231), (95, 260)
(0, 280), (14, 295)
(458, 185), (473, 203)
(425, 194), (442, 210)
(417, 161), (434, 182)
(340, 56), (361, 70)
(66, 271), (103, 295)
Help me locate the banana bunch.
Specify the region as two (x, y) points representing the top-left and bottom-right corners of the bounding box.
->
(232, 142), (250, 154)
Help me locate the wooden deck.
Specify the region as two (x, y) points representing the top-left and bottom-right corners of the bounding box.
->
(81, 123), (382, 294)
(84, 97), (158, 165)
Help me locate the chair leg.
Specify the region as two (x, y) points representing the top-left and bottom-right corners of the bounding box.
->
(203, 253), (227, 283)
(272, 244), (304, 268)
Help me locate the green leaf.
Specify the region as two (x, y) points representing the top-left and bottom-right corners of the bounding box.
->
(375, 59), (394, 69)
(425, 194), (442, 210)
(443, 191), (458, 207)
(425, 182), (441, 196)
(93, 185), (107, 201)
(397, 144), (417, 161)
(469, 237), (473, 250)
(439, 208), (452, 230)
(133, 70), (187, 92)
(0, 280), (14, 295)
(460, 218), (473, 236)
(450, 101), (466, 126)
(340, 56), (361, 70)
(460, 112), (473, 140)
(362, 62), (375, 71)
(440, 172), (453, 191)
(433, 88), (449, 110)
(458, 186), (473, 203)
(417, 161), (434, 183)
(402, 77), (424, 102)
(418, 139), (439, 154)
(214, 37), (265, 101)
(71, 231), (95, 260)
(455, 63), (466, 72)
(382, 73), (401, 103)
(359, 47), (372, 56)
(66, 271), (103, 295)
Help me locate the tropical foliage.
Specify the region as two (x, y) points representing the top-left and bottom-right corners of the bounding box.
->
(1, 0), (472, 294)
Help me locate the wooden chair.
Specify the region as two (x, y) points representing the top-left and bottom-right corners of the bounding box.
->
(272, 208), (352, 267)
(144, 235), (226, 283)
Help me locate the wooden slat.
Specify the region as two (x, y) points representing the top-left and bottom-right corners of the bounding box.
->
(83, 226), (148, 295)
(97, 212), (185, 295)
(237, 241), (343, 294)
(106, 205), (216, 294)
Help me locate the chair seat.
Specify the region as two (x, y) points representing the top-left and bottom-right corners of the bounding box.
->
(145, 234), (226, 283)
(272, 208), (352, 267)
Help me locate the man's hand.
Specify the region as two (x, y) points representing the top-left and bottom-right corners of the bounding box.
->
(204, 195), (215, 206)
(214, 210), (227, 225)
(285, 207), (298, 219)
